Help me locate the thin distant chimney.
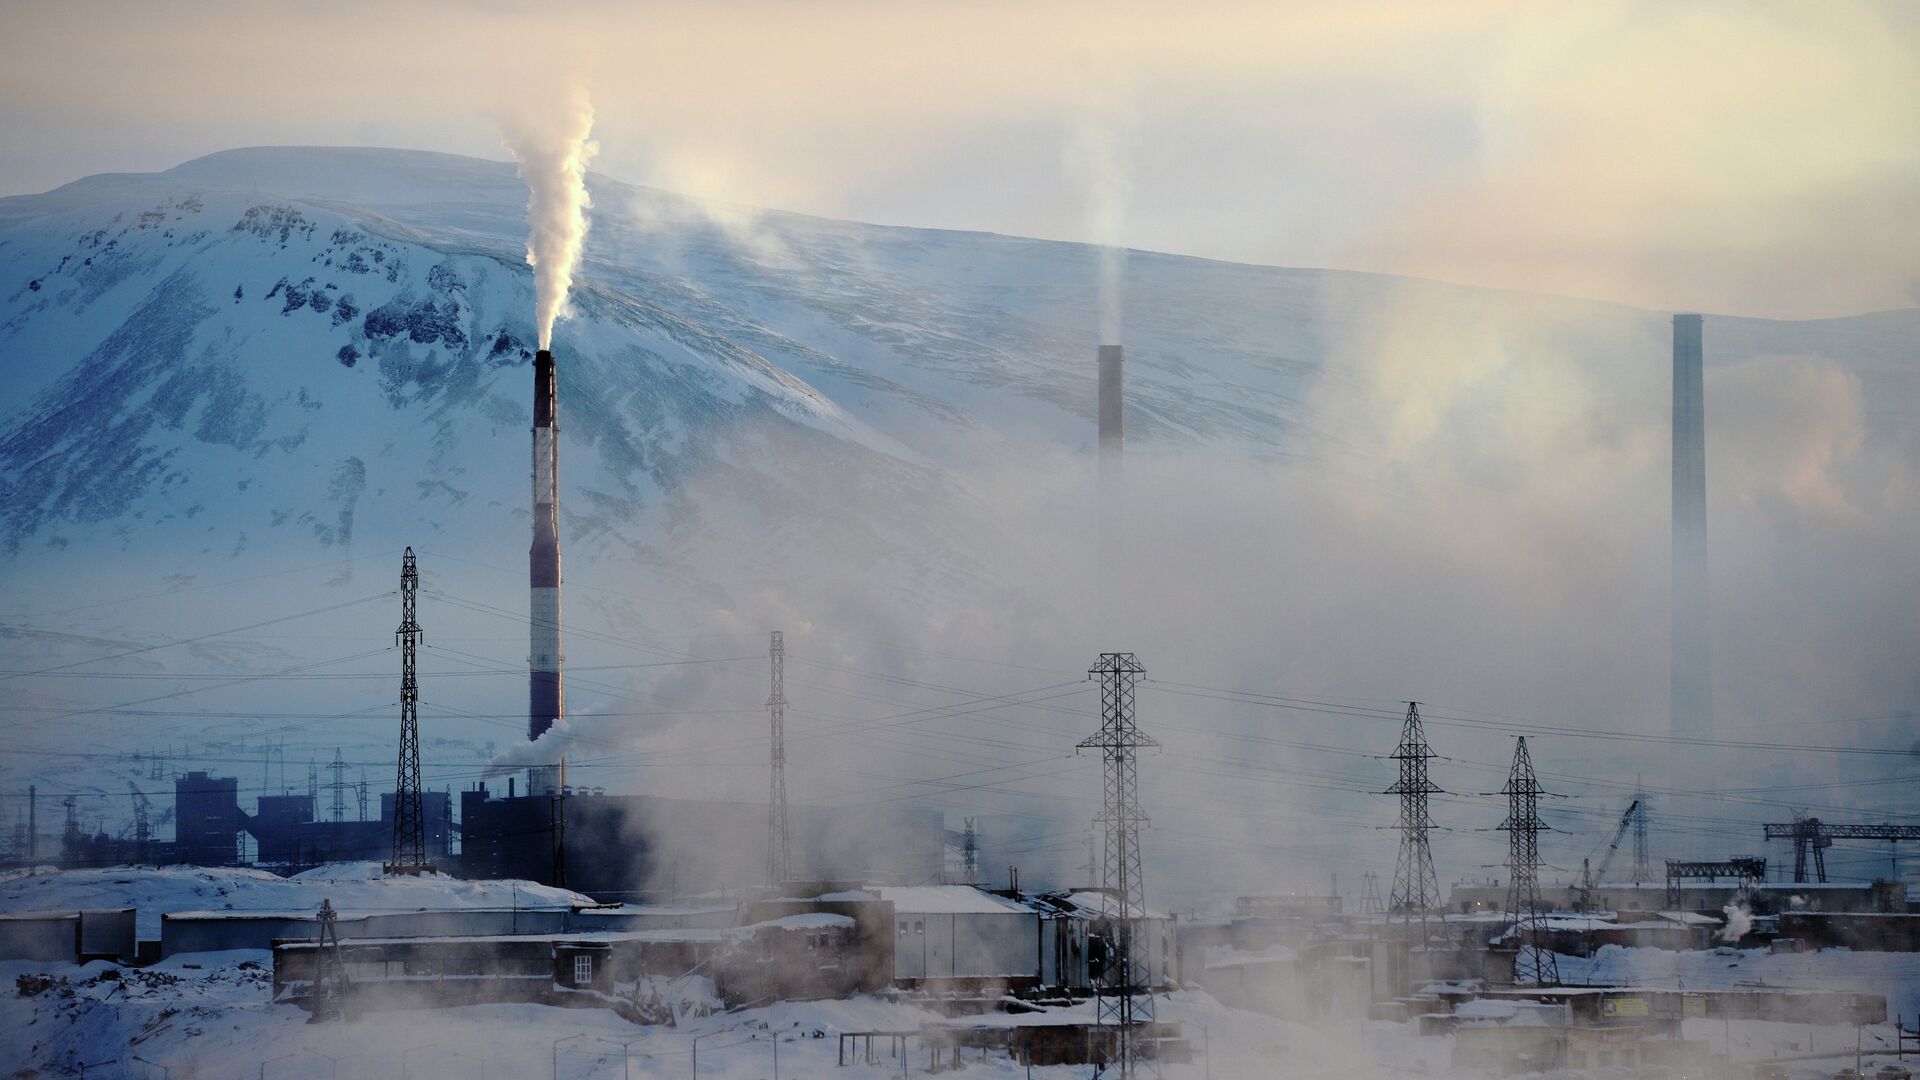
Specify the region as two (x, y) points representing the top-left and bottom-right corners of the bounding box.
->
(1097, 345), (1124, 461)
(1670, 314), (1713, 796)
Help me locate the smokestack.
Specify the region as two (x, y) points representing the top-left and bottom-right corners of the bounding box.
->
(530, 348), (564, 743)
(1098, 345), (1124, 461)
(1670, 314), (1713, 795)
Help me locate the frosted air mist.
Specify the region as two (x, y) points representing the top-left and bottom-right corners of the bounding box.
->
(498, 87), (598, 349)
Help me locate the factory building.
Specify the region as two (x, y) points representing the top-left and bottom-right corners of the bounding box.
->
(456, 783), (944, 899)
(248, 791), (452, 869)
(873, 885), (1040, 989)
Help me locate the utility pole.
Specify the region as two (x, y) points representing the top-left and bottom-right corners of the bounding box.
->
(1385, 702), (1443, 944)
(1499, 736), (1559, 986)
(62, 795), (81, 861)
(766, 630), (790, 886)
(386, 548), (431, 875)
(27, 786), (35, 863)
(310, 898), (352, 1022)
(1078, 652), (1158, 1079)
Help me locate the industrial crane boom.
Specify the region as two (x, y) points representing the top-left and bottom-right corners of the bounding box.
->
(1576, 799), (1640, 911)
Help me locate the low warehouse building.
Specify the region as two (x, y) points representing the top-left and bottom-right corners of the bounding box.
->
(874, 886), (1040, 990)
(1029, 890), (1177, 990)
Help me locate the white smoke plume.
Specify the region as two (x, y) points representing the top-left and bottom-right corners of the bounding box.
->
(1718, 901), (1753, 943)
(498, 86), (599, 349)
(1064, 100), (1135, 345)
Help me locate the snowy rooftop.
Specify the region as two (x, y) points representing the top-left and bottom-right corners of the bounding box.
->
(1047, 890), (1172, 921)
(872, 886), (1031, 916)
(570, 903), (735, 918)
(751, 913), (856, 931)
(0, 866), (590, 938)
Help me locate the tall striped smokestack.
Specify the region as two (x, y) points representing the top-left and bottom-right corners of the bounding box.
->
(529, 348), (564, 742)
(1097, 345), (1124, 463)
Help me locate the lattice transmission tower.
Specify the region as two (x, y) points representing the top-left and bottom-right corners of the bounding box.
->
(961, 817), (979, 883)
(386, 548), (432, 875)
(1078, 652), (1159, 1078)
(1385, 701), (1443, 942)
(1360, 871), (1385, 916)
(1499, 736), (1558, 986)
(1630, 781), (1651, 884)
(766, 630), (790, 886)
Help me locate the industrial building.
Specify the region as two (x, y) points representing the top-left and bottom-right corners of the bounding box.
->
(455, 782), (943, 898)
(873, 885), (1040, 989)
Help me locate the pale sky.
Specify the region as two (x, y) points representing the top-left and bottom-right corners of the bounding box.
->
(3, 0), (1917, 317)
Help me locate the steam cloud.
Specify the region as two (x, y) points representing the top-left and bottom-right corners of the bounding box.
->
(498, 87), (599, 349)
(1718, 902), (1753, 943)
(1064, 104), (1135, 344)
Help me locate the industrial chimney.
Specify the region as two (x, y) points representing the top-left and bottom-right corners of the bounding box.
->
(529, 348), (564, 744)
(1670, 314), (1713, 795)
(1097, 344), (1124, 462)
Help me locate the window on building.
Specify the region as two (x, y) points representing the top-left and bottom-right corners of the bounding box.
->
(572, 954), (592, 985)
(914, 920), (924, 935)
(899, 921), (909, 936)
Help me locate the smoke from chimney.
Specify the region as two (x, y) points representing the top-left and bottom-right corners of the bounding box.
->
(498, 87), (598, 349)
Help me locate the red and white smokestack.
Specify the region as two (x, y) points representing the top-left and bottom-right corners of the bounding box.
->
(529, 348), (564, 742)
(1097, 345), (1124, 463)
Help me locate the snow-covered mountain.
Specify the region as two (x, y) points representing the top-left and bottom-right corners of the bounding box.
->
(4, 146), (1915, 586)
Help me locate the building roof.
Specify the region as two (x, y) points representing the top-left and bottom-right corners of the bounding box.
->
(872, 885), (1032, 916)
(751, 913), (856, 931)
(1044, 890), (1172, 921)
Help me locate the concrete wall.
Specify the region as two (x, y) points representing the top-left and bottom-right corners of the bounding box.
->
(78, 909), (136, 962)
(0, 912), (78, 963)
(163, 907), (572, 957)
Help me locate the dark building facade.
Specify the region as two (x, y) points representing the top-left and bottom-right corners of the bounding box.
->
(457, 784), (944, 900)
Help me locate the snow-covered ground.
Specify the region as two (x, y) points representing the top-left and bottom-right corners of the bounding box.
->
(0, 960), (1450, 1080)
(1558, 943), (1920, 1018)
(7, 951), (1910, 1080)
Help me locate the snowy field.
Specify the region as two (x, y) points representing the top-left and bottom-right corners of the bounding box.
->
(2, 947), (1913, 1078)
(1559, 943), (1920, 1019)
(0, 965), (1444, 1080)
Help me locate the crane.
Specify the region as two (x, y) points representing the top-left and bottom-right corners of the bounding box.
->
(1575, 799), (1640, 912)
(1763, 817), (1920, 883)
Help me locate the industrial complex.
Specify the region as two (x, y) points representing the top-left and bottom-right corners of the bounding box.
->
(3, 313), (1917, 1080)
